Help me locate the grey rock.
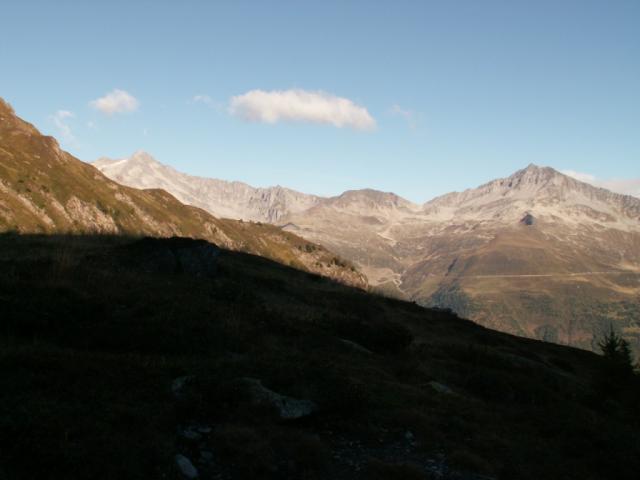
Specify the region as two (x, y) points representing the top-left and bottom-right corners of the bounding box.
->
(178, 426), (202, 442)
(239, 377), (318, 419)
(520, 212), (535, 225)
(196, 425), (213, 434)
(338, 338), (373, 355)
(175, 454), (199, 479)
(199, 450), (214, 462)
(428, 381), (454, 395)
(171, 375), (195, 400)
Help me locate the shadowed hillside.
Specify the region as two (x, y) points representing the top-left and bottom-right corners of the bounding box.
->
(1, 233), (639, 480)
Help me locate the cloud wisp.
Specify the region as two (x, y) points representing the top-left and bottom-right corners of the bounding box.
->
(191, 94), (224, 112)
(90, 89), (139, 115)
(562, 169), (640, 198)
(228, 89), (376, 131)
(390, 103), (420, 130)
(50, 110), (76, 144)
(192, 94), (214, 105)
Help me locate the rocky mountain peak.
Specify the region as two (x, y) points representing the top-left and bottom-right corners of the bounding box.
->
(0, 98), (41, 138)
(94, 150), (159, 169)
(330, 189), (418, 212)
(512, 163), (557, 181)
(129, 150), (157, 163)
(485, 164), (570, 195)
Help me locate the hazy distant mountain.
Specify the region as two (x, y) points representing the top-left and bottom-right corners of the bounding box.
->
(94, 152), (321, 222)
(423, 164), (640, 227)
(0, 98), (366, 289)
(95, 152), (640, 353)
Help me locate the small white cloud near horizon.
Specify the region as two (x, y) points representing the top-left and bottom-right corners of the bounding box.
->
(228, 89), (376, 131)
(50, 110), (76, 144)
(562, 169), (640, 198)
(192, 94), (213, 105)
(191, 94), (224, 112)
(90, 89), (139, 115)
(390, 103), (420, 130)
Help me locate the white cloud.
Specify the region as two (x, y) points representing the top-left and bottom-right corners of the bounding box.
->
(390, 103), (420, 130)
(561, 170), (597, 183)
(50, 110), (76, 144)
(191, 94), (223, 112)
(90, 89), (139, 115)
(192, 94), (213, 105)
(562, 169), (640, 198)
(598, 179), (640, 198)
(228, 89), (376, 131)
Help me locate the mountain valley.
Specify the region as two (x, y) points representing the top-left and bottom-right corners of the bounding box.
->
(95, 152), (640, 353)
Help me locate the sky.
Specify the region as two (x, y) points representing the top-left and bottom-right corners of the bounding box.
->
(1, 0), (639, 201)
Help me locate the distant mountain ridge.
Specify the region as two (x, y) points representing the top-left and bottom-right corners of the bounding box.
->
(424, 164), (640, 226)
(94, 152), (322, 222)
(94, 151), (640, 353)
(94, 152), (640, 227)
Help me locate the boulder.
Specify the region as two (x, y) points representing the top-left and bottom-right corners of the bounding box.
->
(520, 213), (535, 226)
(238, 377), (318, 420)
(171, 375), (196, 400)
(428, 381), (454, 395)
(338, 338), (373, 355)
(175, 454), (199, 479)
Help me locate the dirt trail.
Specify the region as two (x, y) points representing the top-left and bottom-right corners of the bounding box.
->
(459, 271), (640, 279)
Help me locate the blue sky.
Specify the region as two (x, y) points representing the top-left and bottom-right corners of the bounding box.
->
(1, 0), (638, 201)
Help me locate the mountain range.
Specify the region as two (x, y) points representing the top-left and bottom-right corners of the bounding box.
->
(0, 98), (365, 288)
(95, 151), (640, 353)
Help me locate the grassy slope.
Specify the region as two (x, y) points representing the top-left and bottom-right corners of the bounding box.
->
(413, 225), (640, 353)
(1, 234), (639, 480)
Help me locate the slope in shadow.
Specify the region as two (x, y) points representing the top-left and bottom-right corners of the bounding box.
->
(1, 233), (639, 480)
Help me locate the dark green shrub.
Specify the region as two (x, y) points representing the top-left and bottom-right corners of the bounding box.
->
(598, 327), (636, 375)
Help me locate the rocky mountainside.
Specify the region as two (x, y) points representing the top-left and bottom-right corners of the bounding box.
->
(94, 152), (321, 222)
(423, 164), (640, 228)
(96, 152), (640, 353)
(0, 98), (366, 288)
